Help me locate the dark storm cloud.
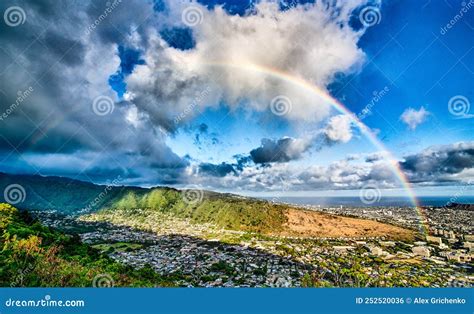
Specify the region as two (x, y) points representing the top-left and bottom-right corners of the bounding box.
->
(0, 0), (189, 185)
(249, 137), (311, 164)
(43, 32), (86, 66)
(199, 162), (237, 177)
(196, 153), (253, 178)
(234, 154), (252, 171)
(365, 152), (386, 163)
(400, 142), (474, 183)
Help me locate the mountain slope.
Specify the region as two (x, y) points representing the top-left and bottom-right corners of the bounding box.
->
(0, 172), (145, 214)
(97, 188), (289, 234)
(0, 172), (415, 240)
(0, 203), (179, 287)
(0, 173), (288, 233)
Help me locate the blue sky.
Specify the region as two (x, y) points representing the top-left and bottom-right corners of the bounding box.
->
(341, 0), (474, 153)
(0, 0), (473, 198)
(110, 0), (474, 163)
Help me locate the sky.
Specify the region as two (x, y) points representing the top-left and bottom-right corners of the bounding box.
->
(0, 0), (473, 199)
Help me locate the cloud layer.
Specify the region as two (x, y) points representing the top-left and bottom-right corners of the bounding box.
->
(188, 141), (474, 192)
(125, 1), (367, 128)
(0, 0), (188, 185)
(0, 0), (370, 186)
(400, 142), (474, 184)
(1, 0), (471, 194)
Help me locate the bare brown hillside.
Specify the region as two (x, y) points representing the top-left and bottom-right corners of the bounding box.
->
(280, 208), (415, 241)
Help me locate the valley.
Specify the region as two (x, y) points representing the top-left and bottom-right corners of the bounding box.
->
(0, 173), (473, 288)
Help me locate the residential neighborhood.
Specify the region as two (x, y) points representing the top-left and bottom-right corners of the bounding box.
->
(33, 204), (473, 288)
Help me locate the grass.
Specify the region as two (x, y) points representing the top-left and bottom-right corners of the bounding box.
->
(100, 189), (289, 234)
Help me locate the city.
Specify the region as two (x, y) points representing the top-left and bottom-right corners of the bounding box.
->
(32, 201), (473, 288)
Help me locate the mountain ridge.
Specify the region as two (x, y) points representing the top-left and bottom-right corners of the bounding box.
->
(0, 172), (415, 240)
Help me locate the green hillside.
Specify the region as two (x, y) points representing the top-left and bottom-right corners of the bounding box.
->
(0, 173), (145, 215)
(0, 203), (180, 287)
(0, 173), (288, 233)
(102, 189), (288, 233)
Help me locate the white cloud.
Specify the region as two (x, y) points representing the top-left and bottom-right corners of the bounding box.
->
(126, 1), (368, 128)
(400, 106), (430, 130)
(185, 155), (399, 192)
(324, 115), (354, 143)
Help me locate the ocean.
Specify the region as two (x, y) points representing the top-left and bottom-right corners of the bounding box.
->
(260, 196), (474, 207)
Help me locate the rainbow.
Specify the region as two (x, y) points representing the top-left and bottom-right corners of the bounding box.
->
(25, 59), (428, 235)
(202, 61), (428, 235)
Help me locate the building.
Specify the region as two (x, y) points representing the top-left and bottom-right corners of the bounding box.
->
(412, 246), (430, 258)
(465, 235), (474, 242)
(333, 246), (355, 253)
(370, 246), (386, 257)
(463, 242), (474, 252)
(447, 252), (473, 263)
(426, 236), (442, 245)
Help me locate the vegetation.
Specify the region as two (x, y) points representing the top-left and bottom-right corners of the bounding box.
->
(99, 189), (289, 234)
(1, 173), (413, 240)
(0, 173), (287, 234)
(0, 173), (468, 288)
(210, 261), (235, 276)
(0, 203), (180, 287)
(0, 172), (144, 214)
(91, 242), (143, 254)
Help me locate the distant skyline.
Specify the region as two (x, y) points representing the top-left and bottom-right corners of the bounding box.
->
(0, 0), (473, 198)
